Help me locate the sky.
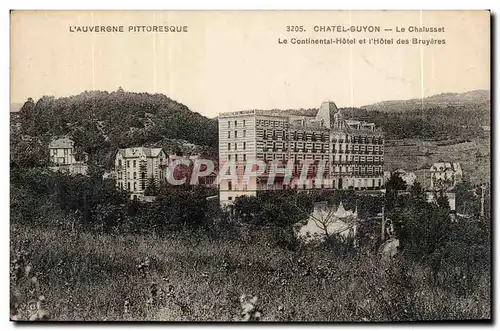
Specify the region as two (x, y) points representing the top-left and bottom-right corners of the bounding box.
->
(11, 10), (490, 118)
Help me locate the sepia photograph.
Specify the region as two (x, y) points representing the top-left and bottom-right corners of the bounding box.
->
(9, 10), (491, 322)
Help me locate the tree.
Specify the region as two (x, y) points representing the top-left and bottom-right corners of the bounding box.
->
(455, 181), (480, 216)
(385, 171), (407, 211)
(409, 181), (426, 202)
(234, 195), (262, 224)
(393, 200), (451, 261)
(385, 171), (407, 191)
(233, 190), (313, 228)
(144, 177), (159, 196)
(436, 190), (450, 210)
(308, 202), (356, 239)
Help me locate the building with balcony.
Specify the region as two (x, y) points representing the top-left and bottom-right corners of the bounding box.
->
(218, 101), (385, 205)
(114, 147), (167, 200)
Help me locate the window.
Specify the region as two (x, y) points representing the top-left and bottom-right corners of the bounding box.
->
(127, 182), (131, 190)
(234, 142), (237, 150)
(133, 160), (136, 167)
(228, 154), (232, 160)
(228, 181), (232, 191)
(118, 160), (122, 167)
(235, 131), (238, 138)
(243, 142), (246, 150)
(141, 181), (145, 190)
(228, 131), (231, 138)
(243, 130), (246, 137)
(234, 120), (237, 127)
(243, 119), (246, 126)
(243, 154), (246, 161)
(127, 160), (130, 167)
(228, 143), (231, 150)
(228, 121), (231, 128)
(134, 182), (137, 190)
(133, 172), (137, 179)
(235, 154), (238, 161)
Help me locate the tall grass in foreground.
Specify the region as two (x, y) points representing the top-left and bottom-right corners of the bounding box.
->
(10, 224), (490, 321)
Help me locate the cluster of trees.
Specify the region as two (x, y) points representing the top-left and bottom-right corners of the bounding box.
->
(387, 178), (490, 292)
(10, 167), (219, 233)
(10, 89), (218, 169)
(232, 189), (384, 229)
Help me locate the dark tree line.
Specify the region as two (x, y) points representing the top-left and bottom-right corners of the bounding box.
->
(10, 167), (219, 233)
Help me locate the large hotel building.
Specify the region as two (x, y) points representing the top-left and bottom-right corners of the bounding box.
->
(218, 101), (385, 204)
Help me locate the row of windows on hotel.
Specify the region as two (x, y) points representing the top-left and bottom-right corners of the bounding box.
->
(225, 177), (383, 191)
(257, 148), (384, 155)
(226, 119), (288, 128)
(117, 159), (164, 168)
(227, 130), (247, 139)
(257, 141), (385, 150)
(225, 153), (383, 163)
(226, 127), (384, 145)
(227, 119), (247, 128)
(256, 129), (384, 144)
(227, 141), (384, 154)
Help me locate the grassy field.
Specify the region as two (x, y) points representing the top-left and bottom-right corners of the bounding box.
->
(10, 223), (490, 322)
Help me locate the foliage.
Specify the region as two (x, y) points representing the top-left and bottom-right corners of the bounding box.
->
(144, 177), (159, 196)
(10, 168), (217, 233)
(11, 91), (218, 169)
(384, 171), (408, 211)
(234, 190), (314, 228)
(391, 182), (490, 297)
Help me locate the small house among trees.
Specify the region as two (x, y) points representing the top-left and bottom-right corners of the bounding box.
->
(48, 137), (88, 175)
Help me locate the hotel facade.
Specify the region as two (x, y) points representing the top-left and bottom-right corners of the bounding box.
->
(218, 102), (385, 205)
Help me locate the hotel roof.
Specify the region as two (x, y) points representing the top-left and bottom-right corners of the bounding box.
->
(117, 147), (164, 158)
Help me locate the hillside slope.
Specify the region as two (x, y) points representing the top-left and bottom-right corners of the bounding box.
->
(10, 90), (218, 168)
(361, 90), (490, 112)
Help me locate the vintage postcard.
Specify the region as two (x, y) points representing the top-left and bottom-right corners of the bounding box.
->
(10, 10), (491, 322)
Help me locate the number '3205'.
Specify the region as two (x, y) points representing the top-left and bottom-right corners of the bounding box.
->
(286, 26), (305, 32)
